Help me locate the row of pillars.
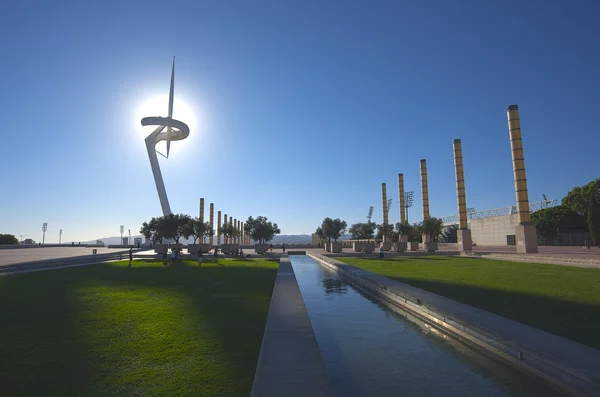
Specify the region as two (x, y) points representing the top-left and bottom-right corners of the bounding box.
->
(381, 105), (537, 254)
(198, 198), (251, 245)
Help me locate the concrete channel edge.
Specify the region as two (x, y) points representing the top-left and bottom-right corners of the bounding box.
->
(308, 252), (599, 397)
(250, 256), (335, 397)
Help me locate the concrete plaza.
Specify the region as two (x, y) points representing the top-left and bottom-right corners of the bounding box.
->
(0, 247), (141, 267)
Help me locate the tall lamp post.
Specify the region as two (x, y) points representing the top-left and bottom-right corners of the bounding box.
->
(42, 223), (48, 245)
(403, 191), (415, 222)
(128, 229), (131, 246)
(120, 225), (124, 245)
(59, 229), (63, 244)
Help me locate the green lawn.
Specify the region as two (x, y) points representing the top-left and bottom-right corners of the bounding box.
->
(0, 258), (278, 397)
(337, 256), (600, 349)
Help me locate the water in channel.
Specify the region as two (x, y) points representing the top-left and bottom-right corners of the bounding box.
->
(290, 255), (564, 397)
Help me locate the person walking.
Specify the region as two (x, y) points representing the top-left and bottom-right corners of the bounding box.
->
(282, 243), (286, 253)
(128, 247), (133, 267)
(213, 247), (219, 262)
(197, 247), (203, 267)
(170, 249), (176, 266)
(379, 245), (384, 260)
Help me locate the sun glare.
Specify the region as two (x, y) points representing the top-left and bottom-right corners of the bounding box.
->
(135, 95), (198, 156)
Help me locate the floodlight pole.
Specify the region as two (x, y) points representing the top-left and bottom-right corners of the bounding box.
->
(120, 225), (124, 245)
(59, 229), (63, 244)
(42, 223), (48, 245)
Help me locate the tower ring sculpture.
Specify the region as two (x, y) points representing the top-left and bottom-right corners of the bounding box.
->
(140, 58), (190, 216)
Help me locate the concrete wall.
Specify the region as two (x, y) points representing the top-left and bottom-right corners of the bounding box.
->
(469, 214), (518, 246)
(444, 214), (519, 246)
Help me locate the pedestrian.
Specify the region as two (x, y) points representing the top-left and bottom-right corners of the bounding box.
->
(197, 247), (203, 267)
(128, 247), (133, 267)
(213, 247), (218, 262)
(162, 250), (168, 266)
(170, 249), (176, 266)
(282, 243), (286, 253)
(379, 245), (384, 260)
(269, 244), (273, 253)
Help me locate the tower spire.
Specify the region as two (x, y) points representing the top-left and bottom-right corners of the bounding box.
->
(168, 56), (175, 118)
(166, 56), (175, 157)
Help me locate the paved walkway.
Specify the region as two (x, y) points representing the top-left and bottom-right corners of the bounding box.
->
(309, 253), (600, 397)
(251, 257), (334, 397)
(0, 247), (143, 267)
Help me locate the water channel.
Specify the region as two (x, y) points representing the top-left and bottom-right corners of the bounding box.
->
(290, 255), (564, 397)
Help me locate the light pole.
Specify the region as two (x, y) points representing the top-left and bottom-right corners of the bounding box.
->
(120, 225), (124, 245)
(42, 223), (48, 245)
(128, 229), (131, 246)
(403, 191), (414, 222)
(59, 229), (63, 244)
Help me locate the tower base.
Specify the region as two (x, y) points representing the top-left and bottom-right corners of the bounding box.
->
(457, 229), (472, 251)
(515, 223), (538, 253)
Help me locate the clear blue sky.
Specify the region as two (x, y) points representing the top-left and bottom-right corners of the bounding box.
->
(1, 0), (599, 242)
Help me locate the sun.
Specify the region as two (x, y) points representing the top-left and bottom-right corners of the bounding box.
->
(135, 95), (197, 156)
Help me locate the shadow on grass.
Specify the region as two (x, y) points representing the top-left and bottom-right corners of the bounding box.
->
(383, 276), (600, 350)
(0, 259), (278, 397)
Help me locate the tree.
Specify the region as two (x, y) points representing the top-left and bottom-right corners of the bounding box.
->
(562, 178), (600, 246)
(589, 194), (600, 247)
(321, 217), (347, 243)
(531, 205), (586, 244)
(315, 226), (326, 244)
(0, 234), (19, 245)
(140, 217), (166, 244)
(441, 224), (458, 243)
(182, 218), (200, 244)
(244, 216), (281, 244)
(219, 223), (236, 244)
(395, 222), (415, 242)
(202, 222), (214, 243)
(376, 223), (395, 241)
(348, 222), (376, 239)
(417, 217), (445, 242)
(161, 213), (191, 243)
(181, 218), (213, 244)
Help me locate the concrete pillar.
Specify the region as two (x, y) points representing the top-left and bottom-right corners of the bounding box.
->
(240, 221), (244, 246)
(398, 173), (407, 242)
(217, 211), (221, 245)
(234, 219), (238, 244)
(209, 203), (214, 246)
(381, 183), (388, 242)
(223, 214), (228, 244)
(398, 174), (406, 224)
(507, 104), (538, 253)
(420, 159), (431, 242)
(199, 198), (204, 223)
(453, 139), (472, 251)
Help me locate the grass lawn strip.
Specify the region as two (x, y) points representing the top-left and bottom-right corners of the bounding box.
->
(337, 256), (600, 350)
(0, 258), (278, 397)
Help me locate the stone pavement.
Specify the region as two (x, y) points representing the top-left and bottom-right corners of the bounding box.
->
(0, 247), (146, 267)
(251, 256), (334, 397)
(309, 253), (600, 397)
